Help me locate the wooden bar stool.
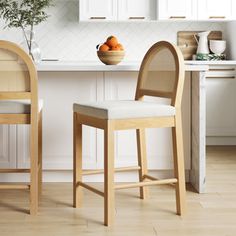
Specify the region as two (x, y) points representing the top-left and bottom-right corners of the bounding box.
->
(73, 41), (186, 226)
(0, 40), (43, 215)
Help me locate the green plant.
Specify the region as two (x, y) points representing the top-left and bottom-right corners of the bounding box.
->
(0, 0), (53, 59)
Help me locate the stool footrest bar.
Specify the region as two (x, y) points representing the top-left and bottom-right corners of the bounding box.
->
(115, 178), (178, 190)
(78, 182), (104, 197)
(144, 174), (176, 187)
(143, 174), (158, 181)
(82, 166), (140, 175)
(0, 169), (30, 173)
(0, 184), (30, 190)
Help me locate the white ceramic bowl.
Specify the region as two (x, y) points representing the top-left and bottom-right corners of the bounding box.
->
(210, 40), (226, 55)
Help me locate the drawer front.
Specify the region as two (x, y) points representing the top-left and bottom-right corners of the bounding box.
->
(205, 66), (236, 79)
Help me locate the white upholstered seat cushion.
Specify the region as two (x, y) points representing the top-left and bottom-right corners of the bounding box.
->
(0, 99), (43, 114)
(73, 100), (175, 119)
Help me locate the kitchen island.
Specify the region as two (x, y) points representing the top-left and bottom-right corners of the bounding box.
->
(35, 61), (211, 193)
(2, 60), (235, 193)
(37, 60), (208, 72)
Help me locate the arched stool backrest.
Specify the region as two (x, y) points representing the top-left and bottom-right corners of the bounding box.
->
(0, 40), (38, 124)
(135, 41), (185, 108)
(0, 40), (41, 215)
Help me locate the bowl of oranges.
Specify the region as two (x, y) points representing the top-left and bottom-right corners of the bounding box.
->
(97, 36), (125, 65)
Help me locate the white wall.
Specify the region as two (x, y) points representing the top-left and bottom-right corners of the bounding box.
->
(0, 0), (227, 62)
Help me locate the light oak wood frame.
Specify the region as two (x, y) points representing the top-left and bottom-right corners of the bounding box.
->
(73, 41), (186, 226)
(0, 40), (42, 215)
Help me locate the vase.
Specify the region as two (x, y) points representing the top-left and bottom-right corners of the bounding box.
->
(20, 30), (41, 63)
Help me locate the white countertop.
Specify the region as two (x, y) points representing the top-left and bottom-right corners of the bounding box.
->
(37, 60), (210, 72)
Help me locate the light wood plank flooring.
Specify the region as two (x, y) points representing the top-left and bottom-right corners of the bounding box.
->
(0, 146), (236, 236)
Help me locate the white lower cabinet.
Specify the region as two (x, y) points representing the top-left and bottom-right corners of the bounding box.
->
(1, 71), (191, 173)
(0, 125), (16, 168)
(16, 72), (103, 169)
(206, 67), (236, 138)
(100, 72), (138, 168)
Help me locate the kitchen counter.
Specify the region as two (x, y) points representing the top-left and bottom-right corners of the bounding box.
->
(37, 61), (209, 72)
(35, 60), (236, 193)
(37, 60), (236, 72)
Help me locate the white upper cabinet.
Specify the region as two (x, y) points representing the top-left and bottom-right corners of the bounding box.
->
(158, 0), (197, 20)
(198, 0), (235, 20)
(118, 0), (156, 21)
(79, 0), (117, 21)
(79, 0), (155, 21)
(79, 0), (236, 22)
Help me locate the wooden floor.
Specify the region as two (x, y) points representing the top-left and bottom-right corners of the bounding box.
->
(0, 146), (236, 236)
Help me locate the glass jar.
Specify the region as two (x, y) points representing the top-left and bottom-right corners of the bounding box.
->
(20, 30), (41, 63)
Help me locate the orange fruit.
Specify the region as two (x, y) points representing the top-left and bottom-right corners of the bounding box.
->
(111, 45), (121, 51)
(99, 43), (110, 51)
(106, 36), (118, 48)
(117, 43), (124, 51)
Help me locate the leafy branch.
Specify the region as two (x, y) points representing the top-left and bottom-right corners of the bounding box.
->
(0, 0), (53, 59)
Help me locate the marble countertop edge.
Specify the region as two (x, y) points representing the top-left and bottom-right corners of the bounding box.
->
(37, 60), (213, 72)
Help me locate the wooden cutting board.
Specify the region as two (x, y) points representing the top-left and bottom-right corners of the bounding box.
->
(177, 31), (222, 60)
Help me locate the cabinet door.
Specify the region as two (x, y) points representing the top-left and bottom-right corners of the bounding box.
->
(100, 72), (138, 168)
(17, 72), (103, 170)
(79, 0), (117, 21)
(0, 125), (16, 168)
(145, 72), (191, 170)
(198, 0), (234, 20)
(158, 0), (197, 20)
(206, 68), (236, 139)
(118, 0), (156, 21)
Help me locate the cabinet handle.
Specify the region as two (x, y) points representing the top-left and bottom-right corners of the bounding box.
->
(206, 76), (235, 79)
(129, 17), (145, 20)
(209, 68), (235, 72)
(169, 16), (186, 19)
(90, 17), (106, 20)
(209, 16), (226, 19)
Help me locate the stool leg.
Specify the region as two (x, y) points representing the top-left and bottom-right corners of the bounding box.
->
(136, 129), (149, 199)
(104, 121), (115, 226)
(30, 123), (38, 215)
(172, 112), (186, 215)
(73, 112), (83, 208)
(38, 111), (43, 197)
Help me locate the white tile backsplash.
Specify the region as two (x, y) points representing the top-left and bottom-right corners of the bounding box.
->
(0, 0), (227, 61)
